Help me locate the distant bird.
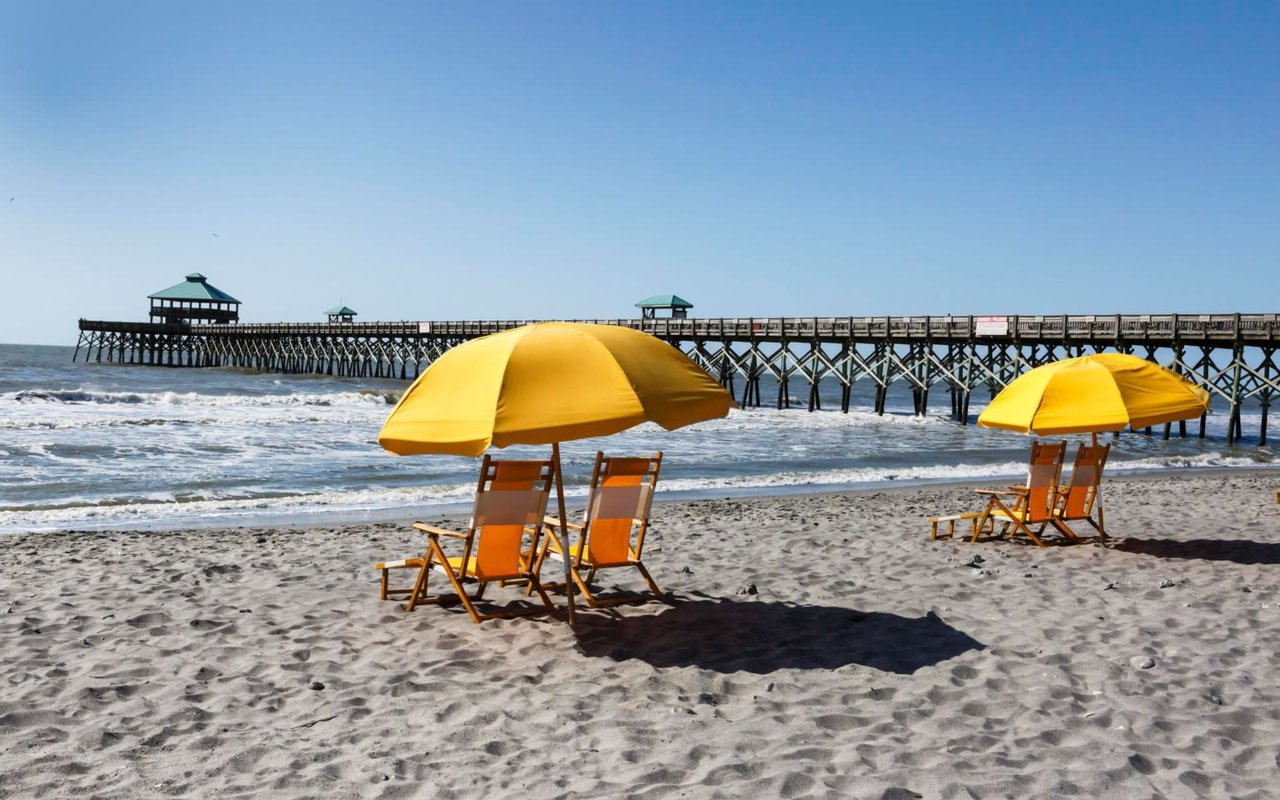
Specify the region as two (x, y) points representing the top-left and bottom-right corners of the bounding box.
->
(8, 197), (12, 202)
(212, 232), (218, 237)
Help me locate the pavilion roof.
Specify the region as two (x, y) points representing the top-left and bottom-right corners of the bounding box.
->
(148, 273), (241, 304)
(635, 294), (693, 309)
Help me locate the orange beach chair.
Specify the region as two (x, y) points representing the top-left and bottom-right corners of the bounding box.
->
(973, 440), (1067, 547)
(1052, 441), (1111, 544)
(535, 451), (664, 607)
(374, 457), (556, 623)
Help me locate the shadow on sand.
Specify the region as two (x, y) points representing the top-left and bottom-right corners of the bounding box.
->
(572, 595), (984, 675)
(1113, 537), (1280, 565)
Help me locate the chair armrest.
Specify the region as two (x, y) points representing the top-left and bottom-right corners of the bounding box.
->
(412, 522), (466, 539)
(974, 488), (1025, 497)
(542, 516), (585, 531)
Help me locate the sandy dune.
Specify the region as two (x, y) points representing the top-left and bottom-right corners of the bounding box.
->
(2, 471), (1279, 799)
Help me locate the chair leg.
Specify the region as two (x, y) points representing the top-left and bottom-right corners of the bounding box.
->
(380, 568), (389, 600)
(526, 537), (553, 597)
(527, 575), (555, 613)
(569, 564), (600, 608)
(1051, 518), (1080, 542)
(1013, 519), (1046, 547)
(976, 498), (1021, 542)
(634, 562), (663, 600)
(407, 541), (465, 614)
(405, 558), (431, 613)
(441, 570), (483, 624)
(971, 512), (993, 542)
(573, 563), (663, 607)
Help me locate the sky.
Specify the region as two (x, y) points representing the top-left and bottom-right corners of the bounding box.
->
(2, 1), (1277, 345)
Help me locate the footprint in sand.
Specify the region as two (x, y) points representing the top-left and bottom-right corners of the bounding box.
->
(125, 612), (171, 628)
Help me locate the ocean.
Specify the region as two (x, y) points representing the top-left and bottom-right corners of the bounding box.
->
(1, 342), (1272, 534)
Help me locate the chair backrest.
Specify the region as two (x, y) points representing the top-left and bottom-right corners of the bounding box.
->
(1023, 440), (1066, 522)
(1059, 442), (1110, 519)
(467, 457), (553, 579)
(581, 451), (662, 565)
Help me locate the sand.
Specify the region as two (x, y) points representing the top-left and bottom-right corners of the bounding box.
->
(3, 471), (1280, 799)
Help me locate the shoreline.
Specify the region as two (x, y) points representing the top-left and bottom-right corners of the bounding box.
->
(9, 462), (1280, 537)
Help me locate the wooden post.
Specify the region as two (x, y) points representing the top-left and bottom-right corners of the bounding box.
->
(1260, 399), (1269, 447)
(552, 442), (574, 625)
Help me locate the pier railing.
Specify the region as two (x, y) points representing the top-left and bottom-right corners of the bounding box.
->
(167, 312), (1280, 343)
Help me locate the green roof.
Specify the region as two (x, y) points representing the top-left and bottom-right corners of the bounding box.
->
(326, 305), (358, 316)
(635, 294), (693, 309)
(148, 273), (241, 303)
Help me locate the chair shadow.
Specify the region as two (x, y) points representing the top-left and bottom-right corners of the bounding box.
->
(572, 595), (984, 675)
(1112, 537), (1280, 565)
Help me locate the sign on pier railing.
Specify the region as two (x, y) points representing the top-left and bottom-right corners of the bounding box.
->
(975, 316), (1009, 336)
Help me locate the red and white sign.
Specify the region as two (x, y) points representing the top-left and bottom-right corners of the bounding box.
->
(975, 316), (1008, 336)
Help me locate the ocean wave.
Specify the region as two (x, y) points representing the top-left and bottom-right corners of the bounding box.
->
(1110, 452), (1264, 471)
(9, 388), (397, 408)
(0, 411), (386, 432)
(4, 452), (1272, 534)
(0, 482), (476, 530)
(695, 407), (951, 430)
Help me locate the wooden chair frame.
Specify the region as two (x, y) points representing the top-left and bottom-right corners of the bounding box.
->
(973, 440), (1067, 547)
(534, 451), (664, 607)
(375, 456), (556, 624)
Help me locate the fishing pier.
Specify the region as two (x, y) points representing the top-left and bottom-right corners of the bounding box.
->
(75, 312), (1280, 445)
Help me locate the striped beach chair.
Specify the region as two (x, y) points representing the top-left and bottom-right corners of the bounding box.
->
(375, 456), (556, 623)
(973, 440), (1067, 547)
(535, 451), (664, 607)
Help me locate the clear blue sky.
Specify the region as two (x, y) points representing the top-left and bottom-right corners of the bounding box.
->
(2, 1), (1277, 345)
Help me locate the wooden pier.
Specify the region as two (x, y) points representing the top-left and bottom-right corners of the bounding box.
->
(74, 313), (1280, 445)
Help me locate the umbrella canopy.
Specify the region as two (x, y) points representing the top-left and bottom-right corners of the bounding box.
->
(379, 322), (734, 456)
(977, 353), (1211, 435)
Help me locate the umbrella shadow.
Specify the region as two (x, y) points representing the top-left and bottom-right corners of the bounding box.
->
(572, 596), (984, 675)
(1112, 537), (1280, 565)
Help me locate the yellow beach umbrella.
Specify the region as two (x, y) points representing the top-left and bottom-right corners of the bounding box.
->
(379, 322), (734, 621)
(977, 353), (1211, 543)
(977, 353), (1210, 436)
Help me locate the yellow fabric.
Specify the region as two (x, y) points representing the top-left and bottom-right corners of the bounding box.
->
(378, 323), (734, 456)
(976, 353), (1210, 435)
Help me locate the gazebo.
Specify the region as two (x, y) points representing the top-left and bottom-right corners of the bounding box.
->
(635, 294), (693, 320)
(148, 273), (240, 325)
(326, 305), (358, 323)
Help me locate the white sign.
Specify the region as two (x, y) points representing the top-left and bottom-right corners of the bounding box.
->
(975, 316), (1008, 336)
(418, 322), (432, 334)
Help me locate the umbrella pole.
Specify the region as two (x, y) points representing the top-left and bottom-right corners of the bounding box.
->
(1091, 432), (1106, 545)
(552, 442), (576, 624)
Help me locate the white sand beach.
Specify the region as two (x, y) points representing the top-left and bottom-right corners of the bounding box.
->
(3, 471), (1279, 799)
